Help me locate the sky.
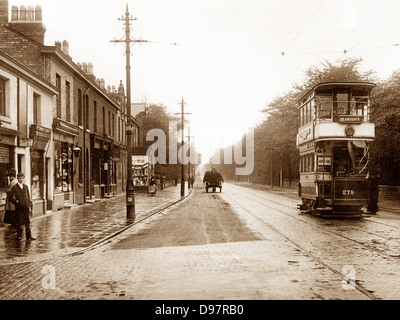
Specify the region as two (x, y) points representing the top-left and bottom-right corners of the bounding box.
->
(9, 0), (400, 161)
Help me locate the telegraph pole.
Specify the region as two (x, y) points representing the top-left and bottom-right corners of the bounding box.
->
(180, 98), (185, 197)
(175, 98), (192, 197)
(111, 4), (148, 218)
(185, 127), (194, 190)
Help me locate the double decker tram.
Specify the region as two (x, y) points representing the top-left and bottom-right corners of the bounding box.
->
(296, 82), (375, 217)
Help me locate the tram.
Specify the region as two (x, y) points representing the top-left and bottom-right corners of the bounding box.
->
(296, 82), (375, 217)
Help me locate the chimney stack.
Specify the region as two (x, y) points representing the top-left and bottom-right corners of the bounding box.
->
(62, 40), (69, 56)
(7, 4), (46, 44)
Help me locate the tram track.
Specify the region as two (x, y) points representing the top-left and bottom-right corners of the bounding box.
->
(232, 184), (400, 254)
(222, 184), (397, 300)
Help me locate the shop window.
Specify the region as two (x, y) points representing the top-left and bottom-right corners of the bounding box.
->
(54, 142), (73, 193)
(31, 150), (44, 199)
(0, 146), (11, 202)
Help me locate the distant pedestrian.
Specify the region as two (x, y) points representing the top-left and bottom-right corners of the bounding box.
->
(368, 176), (379, 214)
(10, 172), (35, 240)
(3, 168), (17, 228)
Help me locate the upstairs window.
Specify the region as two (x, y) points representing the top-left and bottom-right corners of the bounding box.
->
(33, 93), (41, 125)
(315, 89), (333, 119)
(0, 78), (6, 116)
(56, 74), (61, 118)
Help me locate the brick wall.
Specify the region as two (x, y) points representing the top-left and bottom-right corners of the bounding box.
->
(378, 185), (400, 201)
(0, 26), (45, 77)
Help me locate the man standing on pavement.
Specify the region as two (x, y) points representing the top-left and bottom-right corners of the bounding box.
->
(10, 172), (35, 241)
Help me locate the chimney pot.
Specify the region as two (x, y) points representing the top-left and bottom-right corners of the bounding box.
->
(55, 41), (61, 50)
(62, 40), (69, 55)
(26, 5), (34, 20)
(11, 5), (18, 20)
(19, 5), (26, 20)
(34, 5), (42, 21)
(87, 62), (93, 74)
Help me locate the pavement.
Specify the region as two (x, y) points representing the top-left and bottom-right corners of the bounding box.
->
(0, 183), (190, 264)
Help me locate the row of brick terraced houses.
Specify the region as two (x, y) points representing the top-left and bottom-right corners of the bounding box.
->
(0, 0), (147, 217)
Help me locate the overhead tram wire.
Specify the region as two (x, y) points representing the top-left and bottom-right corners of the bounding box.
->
(247, 0), (323, 107)
(344, 9), (400, 55)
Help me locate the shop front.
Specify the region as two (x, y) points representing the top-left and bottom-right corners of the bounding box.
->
(29, 124), (51, 216)
(52, 119), (79, 210)
(0, 128), (19, 221)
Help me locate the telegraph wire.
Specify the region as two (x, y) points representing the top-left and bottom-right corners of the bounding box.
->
(345, 9), (400, 54)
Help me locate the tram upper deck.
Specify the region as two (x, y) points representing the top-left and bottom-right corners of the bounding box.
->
(296, 82), (376, 148)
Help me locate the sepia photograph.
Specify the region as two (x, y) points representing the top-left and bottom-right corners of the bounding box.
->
(0, 0), (399, 313)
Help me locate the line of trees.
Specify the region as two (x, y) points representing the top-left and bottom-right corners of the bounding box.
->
(140, 103), (200, 183)
(210, 57), (400, 187)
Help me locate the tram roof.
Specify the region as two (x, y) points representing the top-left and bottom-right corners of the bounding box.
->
(296, 81), (376, 104)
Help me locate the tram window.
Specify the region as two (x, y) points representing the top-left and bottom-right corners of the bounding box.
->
(334, 90), (349, 116)
(317, 156), (331, 172)
(350, 97), (368, 116)
(315, 97), (332, 119)
(310, 154), (315, 172)
(333, 146), (350, 176)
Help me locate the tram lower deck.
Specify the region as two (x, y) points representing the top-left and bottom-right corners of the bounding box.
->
(298, 139), (371, 217)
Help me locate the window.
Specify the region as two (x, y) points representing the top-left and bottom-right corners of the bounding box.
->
(66, 81), (71, 122)
(112, 113), (115, 138)
(315, 89), (333, 119)
(94, 100), (97, 133)
(0, 78), (6, 116)
(306, 102), (310, 123)
(102, 107), (105, 134)
(334, 90), (349, 117)
(351, 90), (369, 121)
(78, 89), (83, 126)
(56, 74), (61, 118)
(31, 150), (44, 199)
(85, 95), (89, 128)
(317, 156), (331, 173)
(118, 116), (121, 141)
(108, 110), (111, 136)
(33, 93), (41, 125)
(54, 142), (73, 193)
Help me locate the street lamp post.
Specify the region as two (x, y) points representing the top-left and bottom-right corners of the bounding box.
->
(111, 4), (148, 218)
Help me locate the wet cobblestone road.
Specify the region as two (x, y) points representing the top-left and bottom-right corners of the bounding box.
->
(0, 184), (187, 263)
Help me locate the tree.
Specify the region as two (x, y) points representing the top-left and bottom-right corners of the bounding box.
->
(370, 70), (400, 185)
(216, 56), (379, 186)
(140, 103), (181, 181)
(294, 57), (376, 94)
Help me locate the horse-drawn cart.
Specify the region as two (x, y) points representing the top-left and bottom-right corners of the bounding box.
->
(203, 169), (224, 193)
